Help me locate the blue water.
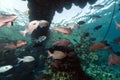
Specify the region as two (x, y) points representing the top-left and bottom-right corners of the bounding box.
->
(0, 0), (120, 80)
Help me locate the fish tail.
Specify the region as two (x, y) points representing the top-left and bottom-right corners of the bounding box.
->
(17, 58), (22, 63)
(114, 20), (120, 30)
(47, 50), (52, 58)
(19, 30), (27, 37)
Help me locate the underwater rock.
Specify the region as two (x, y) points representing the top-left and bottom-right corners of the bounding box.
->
(47, 46), (90, 80)
(27, 0), (97, 22)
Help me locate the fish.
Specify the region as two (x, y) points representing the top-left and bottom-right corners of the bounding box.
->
(89, 37), (96, 41)
(113, 37), (120, 44)
(24, 8), (29, 15)
(89, 42), (106, 50)
(0, 65), (13, 73)
(17, 56), (35, 63)
(94, 25), (102, 30)
(20, 20), (49, 36)
(108, 54), (120, 65)
(0, 14), (17, 27)
(4, 40), (27, 50)
(81, 32), (90, 38)
(51, 27), (72, 34)
(90, 15), (101, 19)
(66, 23), (78, 29)
(90, 5), (104, 9)
(47, 50), (66, 60)
(105, 46), (113, 52)
(114, 20), (120, 29)
(52, 38), (70, 47)
(77, 21), (86, 25)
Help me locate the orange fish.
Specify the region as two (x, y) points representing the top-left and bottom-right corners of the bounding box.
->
(4, 40), (27, 50)
(0, 14), (17, 27)
(52, 38), (70, 47)
(89, 42), (106, 50)
(51, 27), (72, 34)
(108, 54), (120, 65)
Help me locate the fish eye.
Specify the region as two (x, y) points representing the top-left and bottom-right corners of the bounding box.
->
(33, 23), (36, 25)
(5, 67), (8, 69)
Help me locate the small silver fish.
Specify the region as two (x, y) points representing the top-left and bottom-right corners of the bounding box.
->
(17, 56), (35, 63)
(0, 65), (13, 73)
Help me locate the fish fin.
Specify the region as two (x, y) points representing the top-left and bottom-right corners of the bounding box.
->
(114, 20), (120, 30)
(19, 30), (27, 37)
(6, 22), (12, 27)
(47, 50), (52, 58)
(17, 58), (22, 63)
(52, 39), (59, 46)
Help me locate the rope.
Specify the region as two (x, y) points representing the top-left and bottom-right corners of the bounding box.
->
(102, 0), (116, 41)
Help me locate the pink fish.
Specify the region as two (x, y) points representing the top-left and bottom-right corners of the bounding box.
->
(4, 40), (27, 50)
(47, 50), (66, 60)
(20, 20), (49, 36)
(52, 38), (70, 47)
(114, 20), (120, 29)
(89, 42), (106, 50)
(51, 27), (72, 34)
(108, 54), (120, 65)
(0, 14), (17, 27)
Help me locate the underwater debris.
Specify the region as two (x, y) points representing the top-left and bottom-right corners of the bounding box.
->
(0, 14), (17, 27)
(34, 36), (47, 43)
